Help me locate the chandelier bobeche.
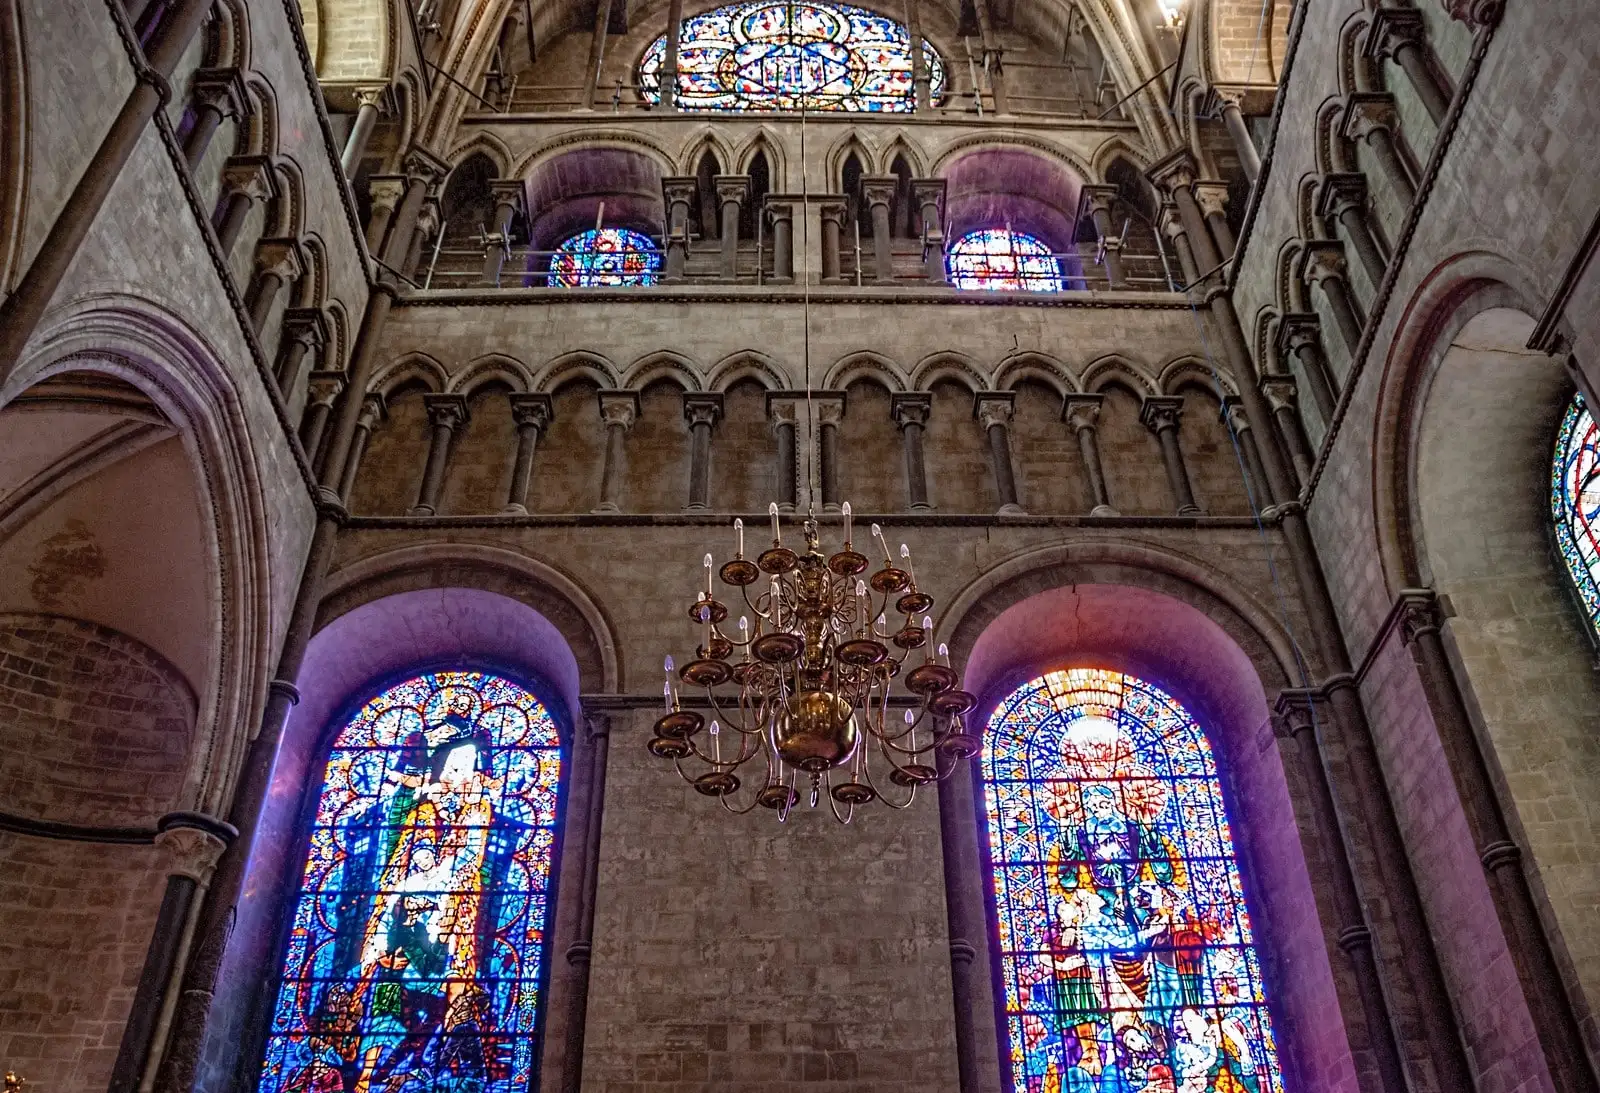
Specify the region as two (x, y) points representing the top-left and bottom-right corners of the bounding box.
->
(649, 501), (980, 820)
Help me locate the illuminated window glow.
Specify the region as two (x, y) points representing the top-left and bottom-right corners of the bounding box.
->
(982, 668), (1286, 1093)
(549, 227), (662, 287)
(947, 228), (1065, 292)
(638, 0), (945, 112)
(1553, 393), (1600, 639)
(260, 671), (563, 1093)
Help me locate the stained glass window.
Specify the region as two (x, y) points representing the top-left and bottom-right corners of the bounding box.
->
(549, 227), (662, 287)
(638, 1), (946, 112)
(1552, 393), (1600, 639)
(260, 671), (563, 1093)
(982, 668), (1285, 1093)
(947, 229), (1066, 292)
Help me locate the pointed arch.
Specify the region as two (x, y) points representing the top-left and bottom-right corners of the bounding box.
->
(732, 128), (786, 186)
(445, 130), (514, 179)
(292, 233), (329, 309)
(370, 352), (450, 397)
(240, 74), (281, 158)
(882, 134), (924, 178)
(676, 128), (735, 176)
(511, 130), (675, 181)
(823, 350), (906, 392)
(707, 350), (788, 392)
(1160, 355), (1238, 398)
(910, 351), (984, 394)
(1081, 353), (1159, 396)
(448, 353), (535, 395)
(827, 130), (875, 186)
(994, 351), (1077, 397)
(266, 156), (306, 238)
(535, 350), (621, 393)
(622, 352), (702, 392)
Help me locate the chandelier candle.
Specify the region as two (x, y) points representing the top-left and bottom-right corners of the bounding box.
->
(648, 508), (980, 821)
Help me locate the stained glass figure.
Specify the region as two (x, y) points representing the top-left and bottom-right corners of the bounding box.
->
(947, 228), (1066, 292)
(982, 668), (1286, 1093)
(1553, 393), (1600, 639)
(638, 0), (945, 112)
(260, 671), (563, 1093)
(549, 227), (662, 287)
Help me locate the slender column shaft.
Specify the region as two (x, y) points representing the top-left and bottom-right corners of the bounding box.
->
(683, 394), (721, 510)
(1224, 403), (1271, 507)
(504, 395), (551, 514)
(937, 767), (984, 1093)
(776, 422), (797, 512)
(662, 181), (695, 282)
(482, 196), (517, 285)
(246, 270), (285, 333)
(1319, 274), (1366, 356)
(769, 209), (794, 283)
(411, 396), (467, 516)
(869, 200), (893, 282)
(1087, 200), (1125, 288)
(902, 421), (928, 508)
(660, 0), (685, 110)
(1272, 399), (1314, 488)
(904, 0), (931, 110)
(1078, 426), (1112, 513)
(560, 718), (610, 1093)
(338, 397), (385, 501)
(340, 97), (381, 176)
(1212, 296), (1295, 504)
(595, 393), (637, 513)
(1174, 185), (1221, 279)
(1283, 326), (1338, 424)
(1150, 417), (1200, 514)
(1371, 129), (1416, 204)
(183, 103), (226, 171)
(1394, 41), (1450, 125)
(297, 400), (334, 462)
(1219, 97), (1261, 183)
(581, 0), (615, 109)
(111, 876), (197, 1093)
(213, 190), (254, 255)
(274, 337), (312, 393)
(720, 197), (740, 276)
(1166, 216), (1199, 286)
(364, 177), (406, 256)
(1338, 204), (1388, 286)
(819, 422), (839, 509)
(1205, 208), (1235, 259)
(986, 424), (1018, 509)
(972, 0), (1007, 113)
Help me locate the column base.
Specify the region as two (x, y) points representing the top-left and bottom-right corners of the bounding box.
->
(778, 502), (796, 514)
(823, 502), (841, 514)
(821, 276), (845, 285)
(591, 502), (620, 513)
(683, 503), (710, 512)
(766, 276), (794, 285)
(501, 503), (529, 515)
(406, 504), (436, 517)
(1089, 504), (1121, 517)
(997, 503), (1027, 516)
(1177, 504), (1205, 516)
(910, 502), (934, 511)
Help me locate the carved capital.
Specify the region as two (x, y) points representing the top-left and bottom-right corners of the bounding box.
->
(1316, 172), (1369, 221)
(155, 812), (236, 885)
(1062, 393), (1104, 432)
(1396, 587), (1445, 645)
(1158, 200), (1187, 241)
(1139, 395), (1185, 433)
(253, 237), (304, 281)
(402, 146), (450, 187)
(509, 392), (553, 432)
(763, 196), (797, 226)
(422, 392), (469, 432)
(765, 393), (800, 428)
(1219, 394), (1252, 434)
(191, 67), (248, 118)
(305, 370), (346, 407)
(1270, 688), (1321, 740)
(280, 306), (329, 351)
(487, 178), (527, 219)
(219, 154), (276, 203)
(910, 178), (946, 213)
(859, 175), (898, 211)
(1275, 311), (1324, 357)
(1342, 92), (1400, 143)
(662, 176), (699, 213)
(712, 174), (751, 207)
(891, 391), (932, 429)
(817, 198), (849, 228)
(1259, 373), (1300, 414)
(366, 174), (408, 214)
(356, 392), (387, 431)
(1145, 147), (1199, 196)
(973, 391), (1015, 431)
(814, 393), (846, 428)
(1191, 180), (1231, 220)
(1364, 6), (1427, 62)
(1079, 183), (1120, 219)
(1206, 85), (1248, 114)
(1298, 241), (1350, 288)
(598, 389), (641, 430)
(584, 710), (612, 741)
(353, 86), (389, 111)
(683, 391), (724, 428)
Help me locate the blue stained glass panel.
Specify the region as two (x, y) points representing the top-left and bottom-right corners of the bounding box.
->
(259, 671), (563, 1093)
(549, 227), (662, 287)
(947, 228), (1065, 292)
(638, 0), (945, 112)
(1552, 393), (1600, 639)
(982, 668), (1286, 1093)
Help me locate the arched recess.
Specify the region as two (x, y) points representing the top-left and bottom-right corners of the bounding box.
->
(1205, 0), (1292, 85)
(940, 147), (1087, 284)
(0, 0), (27, 294)
(941, 544), (1351, 1093)
(522, 147), (665, 280)
(299, 0), (393, 81)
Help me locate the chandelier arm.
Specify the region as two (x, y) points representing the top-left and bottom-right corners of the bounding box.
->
(859, 752), (918, 809)
(717, 784), (767, 815)
(704, 688), (761, 734)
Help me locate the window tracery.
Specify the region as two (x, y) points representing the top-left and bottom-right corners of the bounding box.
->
(982, 668), (1285, 1093)
(549, 227), (662, 287)
(638, 0), (945, 112)
(259, 670), (564, 1093)
(1552, 393), (1600, 639)
(947, 228), (1065, 292)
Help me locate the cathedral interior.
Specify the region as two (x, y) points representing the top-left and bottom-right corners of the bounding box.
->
(0, 0), (1597, 1090)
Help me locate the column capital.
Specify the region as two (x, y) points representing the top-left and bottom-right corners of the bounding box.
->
(1395, 587), (1447, 645)
(817, 198), (849, 228)
(711, 174), (751, 205)
(488, 178), (528, 218)
(252, 236), (305, 281)
(765, 391), (800, 427)
(191, 67), (248, 118)
(402, 146), (451, 187)
(509, 392), (553, 431)
(598, 389), (641, 429)
(356, 391), (388, 431)
(1441, 0), (1503, 30)
(422, 391), (470, 431)
(1270, 688), (1321, 739)
(662, 176), (699, 209)
(352, 85), (390, 111)
(583, 710), (613, 742)
(683, 390), (724, 427)
(859, 175), (899, 210)
(1191, 180), (1232, 220)
(1145, 147), (1199, 196)
(1158, 200), (1187, 241)
(1219, 394), (1253, 434)
(1298, 240), (1351, 288)
(1342, 92), (1400, 142)
(1275, 311), (1324, 356)
(1062, 392), (1105, 431)
(909, 177), (946, 210)
(814, 392), (847, 427)
(280, 306), (329, 351)
(1139, 394), (1185, 433)
(219, 154), (277, 202)
(1204, 85), (1247, 114)
(891, 391), (932, 429)
(1316, 172), (1369, 220)
(1079, 183), (1120, 218)
(305, 370), (346, 407)
(763, 195), (797, 226)
(1364, 6), (1427, 63)
(366, 174), (409, 215)
(1259, 373), (1300, 414)
(155, 812), (237, 884)
(973, 390), (1015, 430)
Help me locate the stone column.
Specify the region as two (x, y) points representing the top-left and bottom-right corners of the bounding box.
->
(1220, 395), (1271, 506)
(364, 174), (408, 256)
(1318, 173), (1388, 287)
(975, 391), (1024, 514)
(386, 150), (448, 269)
(765, 197), (796, 284)
(1261, 374), (1313, 488)
(106, 813), (234, 1093)
(713, 175), (750, 280)
(1300, 241), (1366, 357)
(340, 88), (386, 176)
(1147, 150), (1220, 282)
(659, 0), (685, 110)
(1276, 312), (1339, 424)
(559, 712), (611, 1093)
(911, 179), (946, 284)
(936, 765), (986, 1093)
(1159, 200), (1201, 287)
(1141, 396), (1203, 515)
(903, 0), (931, 110)
(1366, 7), (1451, 125)
(1209, 87), (1261, 183)
(482, 179), (526, 286)
(273, 307), (328, 394)
(767, 393), (800, 512)
(245, 238), (303, 334)
(892, 392), (933, 510)
(661, 177), (697, 282)
(403, 198), (441, 280)
(1397, 591), (1600, 1093)
(818, 199), (847, 284)
(581, 0), (616, 109)
(1079, 184), (1126, 288)
(972, 0), (1008, 113)
(816, 393), (845, 512)
(1271, 697), (1412, 1093)
(182, 68), (246, 171)
(861, 176), (899, 283)
(504, 393), (552, 513)
(683, 392), (724, 510)
(298, 371), (345, 466)
(409, 393), (468, 516)
(1192, 180), (1235, 260)
(338, 394), (386, 501)
(214, 155), (275, 256)
(1063, 393), (1118, 516)
(594, 390), (640, 513)
(1344, 92), (1416, 205)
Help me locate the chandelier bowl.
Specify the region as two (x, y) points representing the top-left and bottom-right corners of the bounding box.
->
(775, 689), (859, 772)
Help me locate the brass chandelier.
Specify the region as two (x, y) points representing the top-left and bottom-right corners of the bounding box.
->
(648, 502), (980, 821)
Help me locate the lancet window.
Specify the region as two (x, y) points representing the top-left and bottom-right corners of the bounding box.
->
(638, 0), (946, 112)
(981, 668), (1285, 1093)
(259, 671), (565, 1093)
(1552, 393), (1600, 640)
(549, 227), (662, 287)
(947, 228), (1065, 292)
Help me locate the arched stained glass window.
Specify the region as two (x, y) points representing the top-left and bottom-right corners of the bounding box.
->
(638, 0), (946, 112)
(260, 671), (564, 1093)
(1552, 393), (1600, 639)
(549, 227), (662, 287)
(982, 668), (1285, 1093)
(947, 229), (1065, 292)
